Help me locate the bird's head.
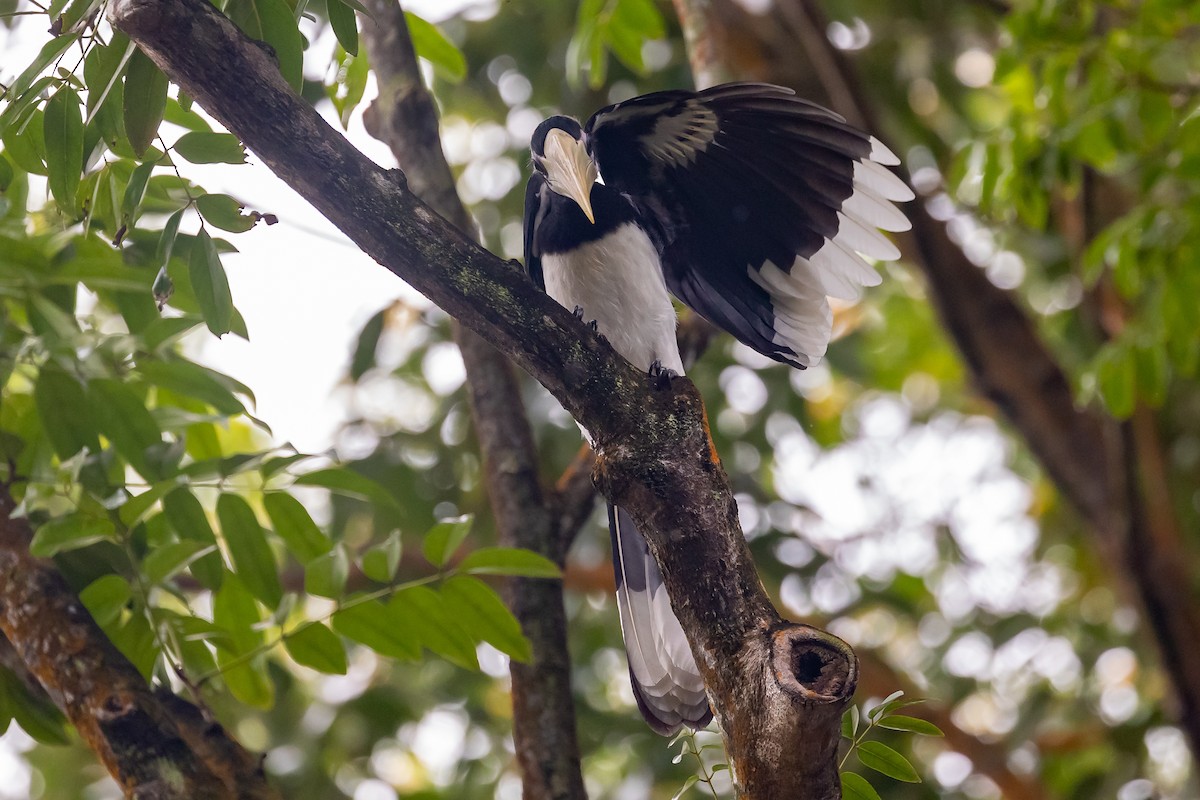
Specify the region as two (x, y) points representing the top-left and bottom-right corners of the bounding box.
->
(531, 116), (598, 224)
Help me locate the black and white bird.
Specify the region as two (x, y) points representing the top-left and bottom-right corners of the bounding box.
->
(523, 83), (913, 734)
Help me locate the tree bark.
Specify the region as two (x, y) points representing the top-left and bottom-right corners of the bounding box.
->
(0, 488), (278, 800)
(106, 0), (858, 796)
(359, 6), (588, 798)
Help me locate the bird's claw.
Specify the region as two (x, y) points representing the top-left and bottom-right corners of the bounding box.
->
(648, 360), (678, 390)
(572, 305), (585, 320)
(588, 319), (599, 333)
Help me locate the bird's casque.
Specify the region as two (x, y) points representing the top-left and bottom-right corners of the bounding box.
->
(523, 83), (914, 735)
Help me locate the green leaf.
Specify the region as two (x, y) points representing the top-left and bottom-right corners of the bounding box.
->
(79, 574), (132, 626)
(140, 359), (247, 416)
(157, 208), (185, 263)
(361, 529), (402, 582)
(84, 35), (135, 131)
(217, 493), (282, 608)
(669, 775), (698, 800)
(395, 586), (477, 669)
(857, 741), (920, 783)
(842, 705), (860, 740)
(161, 487), (223, 589)
(457, 546), (561, 578)
(144, 540), (214, 584)
(34, 367), (100, 460)
(263, 493), (332, 563)
(189, 228), (234, 336)
(213, 575), (274, 708)
(868, 690), (906, 720)
(121, 155), (159, 225)
(405, 12), (466, 82)
(123, 48), (169, 157)
(441, 576), (531, 661)
(876, 715), (944, 737)
(1095, 344), (1136, 419)
(0, 152), (12, 192)
(328, 0), (359, 56)
(196, 193), (258, 233)
(350, 305), (386, 380)
(304, 545), (349, 599)
(3, 109), (47, 175)
(293, 467), (401, 513)
(43, 85), (84, 215)
(332, 598), (421, 660)
(89, 377), (163, 479)
(30, 515), (116, 557)
(173, 131), (246, 164)
(118, 480), (179, 527)
(229, 0), (304, 90)
(840, 771), (883, 800)
(422, 515), (472, 568)
(284, 622), (348, 674)
(1, 669), (69, 745)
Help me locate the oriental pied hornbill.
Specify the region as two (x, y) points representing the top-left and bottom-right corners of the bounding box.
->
(523, 83), (913, 735)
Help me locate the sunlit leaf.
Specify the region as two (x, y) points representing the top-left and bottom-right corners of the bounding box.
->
(406, 12), (466, 82)
(304, 546), (349, 599)
(143, 540), (215, 584)
(89, 378), (164, 479)
(263, 492), (332, 563)
(840, 771), (883, 800)
(79, 574), (132, 627)
(332, 598), (421, 660)
(30, 515), (116, 557)
(284, 622), (348, 674)
(876, 715), (944, 737)
(457, 547), (561, 578)
(441, 576), (531, 662)
(394, 586), (478, 669)
(162, 487), (224, 589)
(361, 529), (402, 583)
(217, 493), (282, 608)
(422, 514), (472, 568)
(857, 741), (920, 783)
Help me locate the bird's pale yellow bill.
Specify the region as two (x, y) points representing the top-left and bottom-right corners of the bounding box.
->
(542, 128), (598, 224)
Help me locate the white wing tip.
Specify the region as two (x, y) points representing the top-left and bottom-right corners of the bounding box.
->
(869, 136), (901, 166)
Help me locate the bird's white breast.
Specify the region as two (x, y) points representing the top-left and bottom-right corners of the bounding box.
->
(542, 223), (684, 375)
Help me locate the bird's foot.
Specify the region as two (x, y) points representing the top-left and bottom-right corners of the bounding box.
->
(572, 306), (600, 333)
(648, 360), (678, 390)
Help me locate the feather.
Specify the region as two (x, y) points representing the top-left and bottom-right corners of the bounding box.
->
(610, 505), (711, 735)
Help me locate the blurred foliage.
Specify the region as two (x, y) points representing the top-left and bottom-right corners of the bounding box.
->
(2, 0), (1200, 799)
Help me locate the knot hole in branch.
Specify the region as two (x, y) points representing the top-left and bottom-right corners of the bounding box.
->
(770, 625), (858, 703)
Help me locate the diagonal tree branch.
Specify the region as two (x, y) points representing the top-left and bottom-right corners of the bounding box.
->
(106, 0), (857, 797)
(359, 5), (587, 797)
(0, 487), (279, 800)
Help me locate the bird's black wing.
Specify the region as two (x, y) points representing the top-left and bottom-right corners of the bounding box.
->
(583, 83), (913, 367)
(523, 171), (549, 291)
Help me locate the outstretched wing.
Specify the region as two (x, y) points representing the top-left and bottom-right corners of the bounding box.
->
(584, 83), (913, 367)
(523, 171), (549, 291)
